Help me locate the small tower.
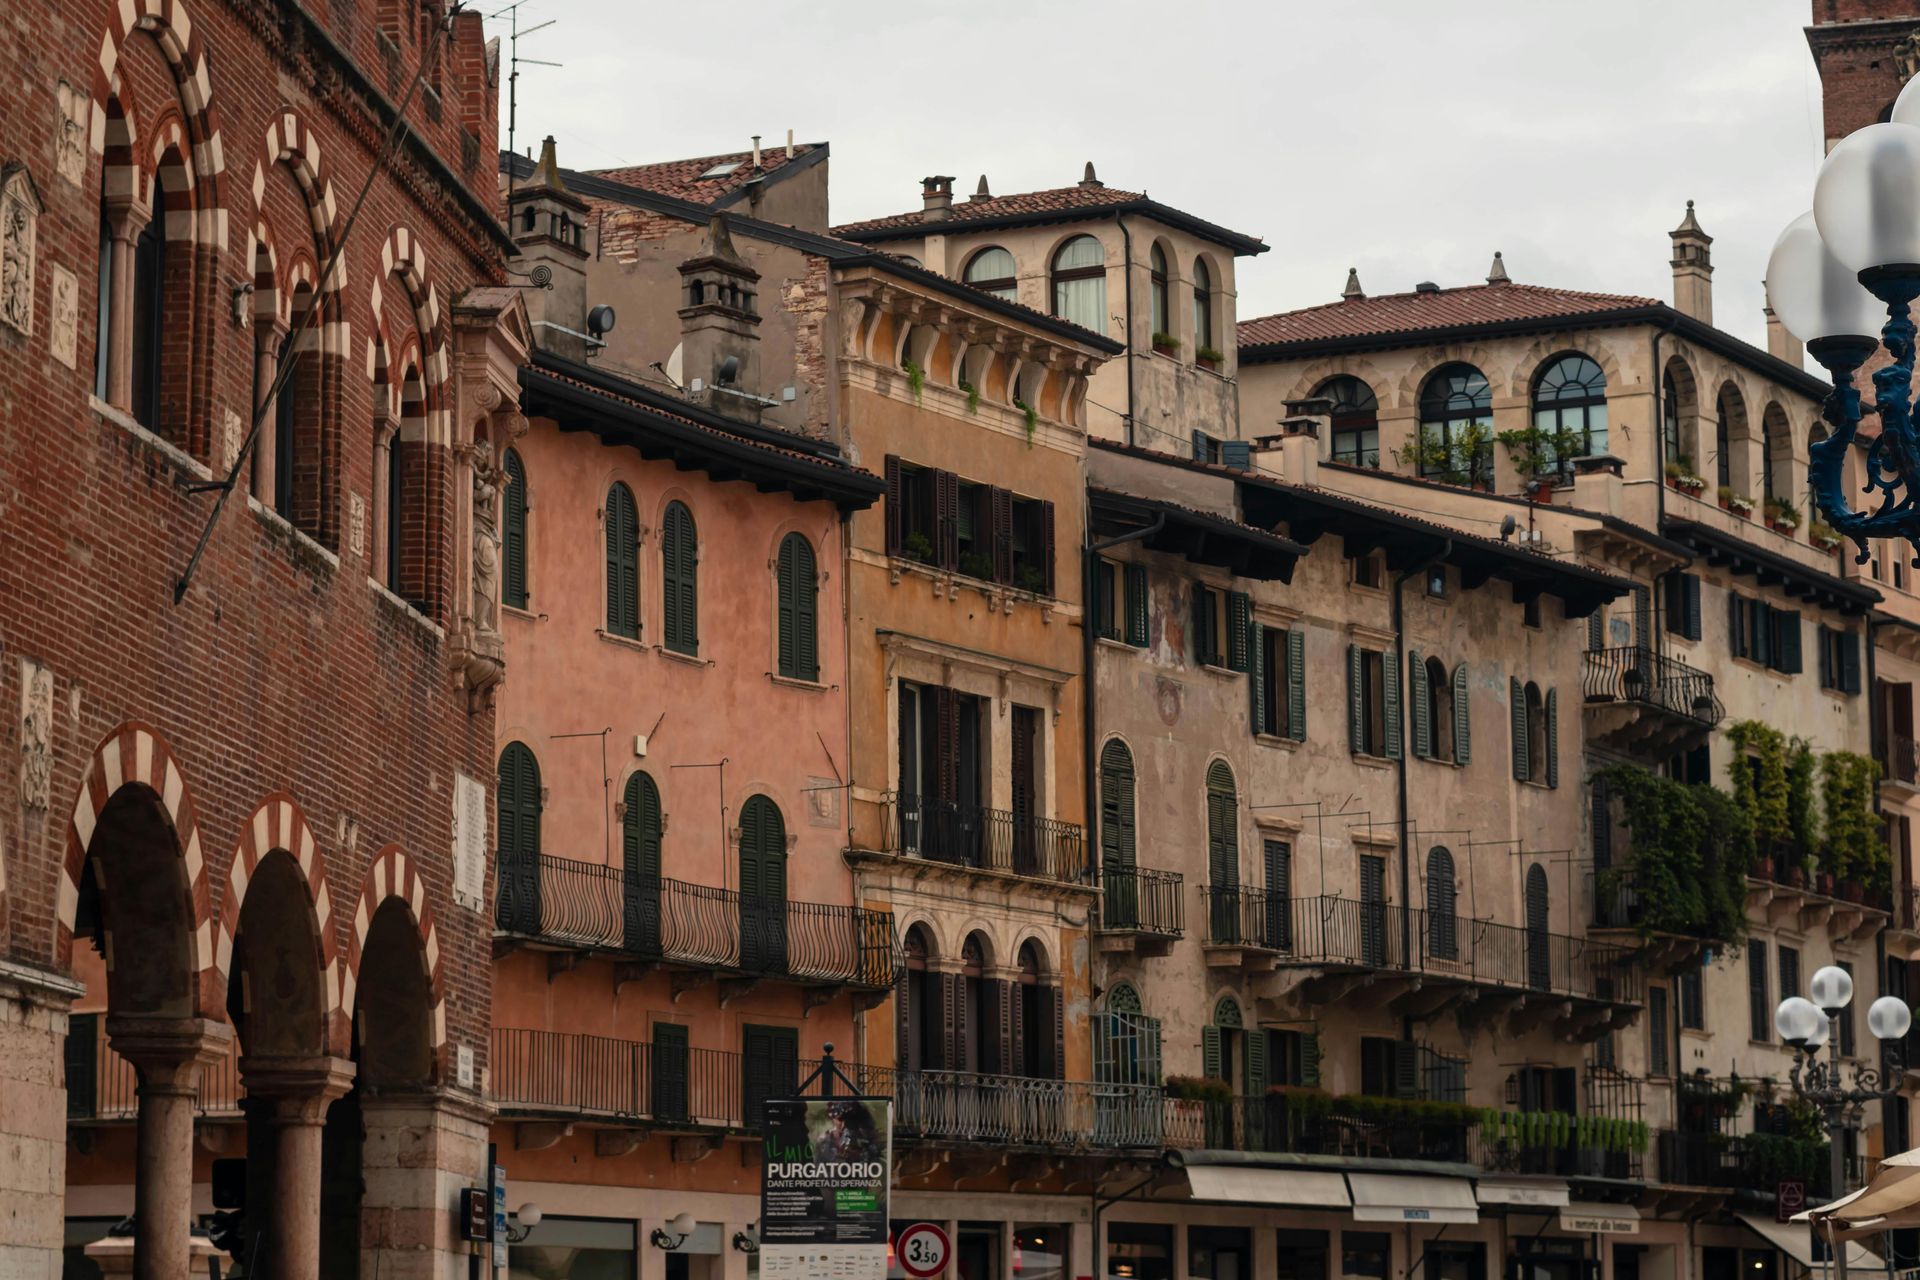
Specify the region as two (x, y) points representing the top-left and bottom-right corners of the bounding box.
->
(1669, 200), (1713, 326)
(677, 213), (764, 424)
(506, 136), (591, 360)
(1342, 268), (1365, 302)
(1486, 251), (1511, 285)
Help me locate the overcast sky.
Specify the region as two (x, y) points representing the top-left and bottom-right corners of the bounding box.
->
(497, 0), (1828, 353)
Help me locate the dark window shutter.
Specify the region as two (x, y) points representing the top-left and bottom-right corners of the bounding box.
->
(1750, 939), (1771, 1041)
(990, 486), (1014, 585)
(935, 469), (960, 570)
(1301, 1032), (1321, 1087)
(777, 534), (818, 681)
(1684, 573), (1702, 641)
(1730, 592), (1746, 660)
(1220, 440), (1252, 470)
(1124, 563), (1149, 647)
(1091, 558), (1113, 640)
(776, 535), (797, 677)
(1409, 649), (1431, 759)
(1193, 586), (1215, 666)
(1191, 430), (1210, 463)
(884, 455), (904, 555)
(605, 483), (639, 639)
(1452, 663), (1471, 764)
(1348, 645), (1365, 752)
(1587, 611), (1603, 652)
(1649, 988), (1670, 1076)
(651, 1021), (689, 1121)
(1287, 629), (1307, 742)
(1780, 945), (1801, 1001)
(1545, 688), (1559, 788)
(66, 1013), (98, 1119)
(1750, 599), (1772, 668)
(983, 980), (1007, 1075)
(1393, 1041), (1420, 1098)
(1776, 609), (1802, 675)
(662, 502), (699, 655)
(621, 772), (663, 955)
(503, 449), (528, 609)
(1844, 632), (1863, 694)
(938, 971), (959, 1071)
(895, 967), (912, 1069)
(1382, 649), (1402, 760)
(1040, 499), (1056, 596)
(1248, 620), (1267, 735)
(1050, 984), (1065, 1080)
(1226, 592), (1251, 671)
(1202, 1025), (1223, 1081)
(1247, 1026), (1268, 1099)
(1510, 676), (1529, 782)
(1820, 625), (1834, 688)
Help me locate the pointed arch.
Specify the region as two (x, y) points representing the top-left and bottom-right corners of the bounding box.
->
(343, 845), (447, 1060)
(214, 793), (344, 1052)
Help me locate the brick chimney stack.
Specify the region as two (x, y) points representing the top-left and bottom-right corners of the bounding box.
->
(1669, 200), (1714, 326)
(921, 176), (954, 223)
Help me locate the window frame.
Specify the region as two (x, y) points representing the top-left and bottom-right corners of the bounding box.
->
(1416, 363), (1494, 488)
(1149, 244), (1170, 340)
(661, 499), (699, 655)
(1050, 234), (1108, 333)
(1529, 353), (1609, 482)
(1319, 376), (1381, 469)
(604, 482), (641, 640)
(963, 245), (1018, 302)
(1192, 257), (1215, 354)
(775, 531), (819, 682)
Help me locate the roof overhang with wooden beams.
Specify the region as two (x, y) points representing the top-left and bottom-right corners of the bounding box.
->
(1662, 518), (1879, 617)
(519, 351), (884, 511)
(1090, 488), (1304, 582)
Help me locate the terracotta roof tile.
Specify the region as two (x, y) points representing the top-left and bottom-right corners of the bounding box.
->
(832, 184), (1145, 236)
(589, 144), (823, 204)
(1237, 282), (1662, 350)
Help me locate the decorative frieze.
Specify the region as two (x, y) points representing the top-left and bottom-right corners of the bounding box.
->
(18, 658), (53, 811)
(48, 263), (76, 368)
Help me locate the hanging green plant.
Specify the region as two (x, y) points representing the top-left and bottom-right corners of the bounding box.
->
(1786, 737), (1819, 872)
(959, 378), (980, 415)
(1014, 396), (1038, 446)
(903, 359), (926, 403)
(1727, 720), (1790, 848)
(1822, 750), (1887, 890)
(1592, 764), (1753, 947)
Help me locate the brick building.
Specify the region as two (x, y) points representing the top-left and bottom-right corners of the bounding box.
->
(1808, 0), (1920, 148)
(0, 1), (521, 1277)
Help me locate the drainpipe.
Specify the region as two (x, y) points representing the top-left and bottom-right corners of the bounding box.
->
(1393, 540), (1451, 1034)
(1116, 215), (1137, 448)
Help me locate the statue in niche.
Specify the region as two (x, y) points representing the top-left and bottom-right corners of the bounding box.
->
(0, 165), (42, 337)
(469, 441), (502, 633)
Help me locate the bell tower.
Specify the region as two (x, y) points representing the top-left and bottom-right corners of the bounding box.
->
(1807, 1), (1920, 149)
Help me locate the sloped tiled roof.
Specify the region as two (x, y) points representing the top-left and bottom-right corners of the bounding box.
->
(1237, 282), (1662, 351)
(589, 143), (825, 205)
(833, 182), (1266, 256)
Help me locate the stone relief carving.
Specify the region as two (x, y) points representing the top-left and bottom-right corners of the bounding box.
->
(221, 408), (243, 473)
(49, 263), (76, 368)
(54, 82), (88, 187)
(349, 492), (367, 558)
(1899, 31), (1920, 85)
(451, 772), (487, 911)
(1, 165), (42, 337)
(20, 658), (54, 811)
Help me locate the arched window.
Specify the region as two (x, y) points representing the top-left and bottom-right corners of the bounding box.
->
(273, 325), (299, 518)
(1318, 376), (1380, 468)
(776, 532), (818, 681)
(620, 772), (662, 955)
(960, 932), (989, 1074)
(1099, 739), (1139, 926)
(1051, 235), (1107, 333)
(1525, 864), (1550, 990)
(1204, 994), (1244, 1114)
(503, 448), (529, 610)
(1018, 939), (1052, 1078)
(1425, 655), (1453, 762)
(1426, 846), (1458, 960)
(1531, 353), (1608, 480)
(963, 246), (1018, 302)
(738, 795), (788, 972)
(1108, 983), (1142, 1014)
(1762, 403), (1790, 502)
(1416, 364), (1493, 487)
(495, 742), (542, 933)
(1192, 258), (1215, 355)
(900, 925), (940, 1072)
(662, 500), (698, 654)
(389, 364), (430, 609)
(604, 482), (639, 639)
(1715, 385), (1741, 489)
(1149, 244), (1170, 340)
(1663, 370), (1683, 466)
(1206, 761), (1240, 943)
(129, 214), (165, 429)
(1095, 980), (1163, 1099)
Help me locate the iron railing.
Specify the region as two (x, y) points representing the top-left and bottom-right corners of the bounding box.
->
(877, 792), (1085, 884)
(1656, 1129), (1849, 1197)
(65, 1017), (242, 1121)
(862, 1067), (1161, 1149)
(1883, 733), (1917, 786)
(494, 852), (897, 988)
(1100, 865), (1185, 937)
(1582, 645), (1723, 725)
(1201, 884), (1300, 953)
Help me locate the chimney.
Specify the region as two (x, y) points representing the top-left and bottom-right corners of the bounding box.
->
(1080, 161), (1102, 189)
(785, 129), (794, 159)
(1256, 399), (1331, 486)
(1342, 268), (1365, 301)
(1765, 302), (1805, 368)
(506, 136), (592, 360)
(1486, 251), (1511, 285)
(751, 134), (762, 169)
(921, 175), (954, 222)
(678, 213), (765, 424)
(972, 174), (992, 202)
(1669, 199), (1714, 325)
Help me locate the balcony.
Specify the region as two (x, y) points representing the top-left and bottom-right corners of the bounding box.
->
(1881, 733), (1918, 792)
(495, 852), (898, 999)
(1097, 865), (1185, 956)
(859, 1067), (1161, 1151)
(1656, 1129), (1853, 1199)
(872, 792), (1086, 887)
(1582, 645), (1722, 756)
(1200, 883), (1301, 971)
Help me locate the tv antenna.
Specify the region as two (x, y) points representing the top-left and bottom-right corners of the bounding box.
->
(491, 0), (562, 203)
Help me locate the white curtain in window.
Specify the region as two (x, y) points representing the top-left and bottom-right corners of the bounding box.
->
(1052, 236), (1107, 333)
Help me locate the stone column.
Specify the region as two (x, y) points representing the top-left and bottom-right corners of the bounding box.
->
(240, 1055), (356, 1280)
(359, 1089), (493, 1280)
(250, 324), (284, 505)
(0, 961), (85, 1279)
(107, 1015), (233, 1280)
(101, 206), (149, 412)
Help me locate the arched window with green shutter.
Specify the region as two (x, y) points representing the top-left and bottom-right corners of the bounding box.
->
(738, 795), (787, 973)
(1525, 863), (1551, 990)
(1426, 846), (1457, 959)
(1099, 740), (1138, 929)
(502, 448), (528, 610)
(496, 742), (542, 934)
(776, 532), (818, 681)
(662, 501), (699, 654)
(605, 483), (639, 639)
(621, 772), (663, 956)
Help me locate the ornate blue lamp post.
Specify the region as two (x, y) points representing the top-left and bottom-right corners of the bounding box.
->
(1769, 82), (1920, 565)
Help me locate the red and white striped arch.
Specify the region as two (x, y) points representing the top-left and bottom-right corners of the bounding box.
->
(369, 226), (450, 445)
(344, 844), (447, 1054)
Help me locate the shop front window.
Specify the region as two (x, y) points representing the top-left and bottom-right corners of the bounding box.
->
(508, 1216), (637, 1280)
(1190, 1226), (1251, 1280)
(1015, 1224), (1068, 1280)
(1107, 1221), (1174, 1280)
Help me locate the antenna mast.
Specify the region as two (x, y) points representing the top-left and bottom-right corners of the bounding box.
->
(491, 0), (561, 202)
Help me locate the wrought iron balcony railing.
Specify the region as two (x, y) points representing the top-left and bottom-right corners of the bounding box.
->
(1882, 732), (1918, 786)
(852, 1065), (1162, 1150)
(1100, 865), (1185, 937)
(495, 851), (897, 988)
(1201, 883), (1301, 954)
(877, 792), (1085, 885)
(1582, 645), (1723, 726)
(65, 1015), (242, 1122)
(1656, 1129), (1850, 1198)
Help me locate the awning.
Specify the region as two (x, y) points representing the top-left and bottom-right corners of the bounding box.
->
(1739, 1214), (1875, 1270)
(1560, 1202), (1639, 1235)
(1796, 1150), (1920, 1239)
(1347, 1173), (1479, 1225)
(1476, 1177), (1571, 1209)
(1183, 1165), (1351, 1208)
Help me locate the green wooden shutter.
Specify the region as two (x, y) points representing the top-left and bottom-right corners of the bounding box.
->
(1819, 624), (1834, 688)
(1452, 663), (1471, 764)
(651, 1021), (689, 1121)
(1750, 599), (1771, 669)
(776, 534), (797, 677)
(663, 502), (698, 655)
(1091, 558), (1113, 640)
(1777, 609), (1802, 675)
(1248, 620), (1267, 736)
(1227, 592), (1251, 671)
(884, 456), (903, 555)
(1247, 1028), (1268, 1100)
(1545, 688), (1559, 788)
(777, 534), (818, 681)
(1587, 611), (1603, 651)
(1301, 1032), (1321, 1087)
(1347, 644), (1364, 752)
(1287, 629), (1306, 742)
(1409, 649), (1431, 759)
(1382, 649), (1402, 760)
(1510, 676), (1529, 781)
(606, 484), (639, 639)
(1729, 592), (1746, 660)
(502, 448), (528, 609)
(1684, 573), (1702, 641)
(1124, 564), (1149, 646)
(1202, 1025), (1223, 1081)
(621, 772), (662, 955)
(1392, 1041), (1420, 1098)
(1843, 631), (1862, 694)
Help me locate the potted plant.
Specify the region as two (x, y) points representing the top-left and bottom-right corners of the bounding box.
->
(1810, 518), (1844, 552)
(1497, 425), (1578, 495)
(1765, 496), (1803, 534)
(1754, 853), (1776, 882)
(957, 550), (994, 581)
(903, 531), (936, 565)
(1196, 344), (1225, 372)
(1152, 331), (1181, 356)
(1665, 457), (1706, 495)
(1718, 487), (1755, 519)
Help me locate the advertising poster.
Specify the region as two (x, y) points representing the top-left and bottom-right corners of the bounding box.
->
(758, 1097), (892, 1280)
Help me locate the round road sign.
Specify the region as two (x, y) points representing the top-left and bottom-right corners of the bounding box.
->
(895, 1222), (951, 1278)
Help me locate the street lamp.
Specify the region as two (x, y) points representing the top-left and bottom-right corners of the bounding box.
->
(1774, 968), (1910, 1210)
